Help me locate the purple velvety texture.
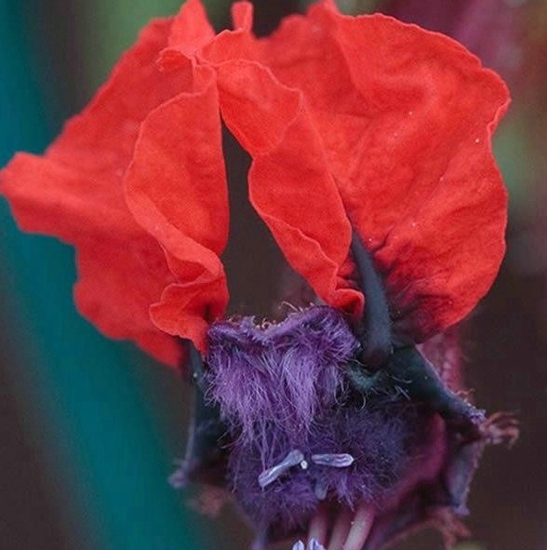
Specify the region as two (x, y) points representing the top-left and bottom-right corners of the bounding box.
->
(228, 400), (443, 535)
(173, 306), (514, 549)
(205, 307), (446, 536)
(206, 307), (358, 450)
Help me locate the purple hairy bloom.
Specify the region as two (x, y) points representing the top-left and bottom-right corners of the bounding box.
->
(226, 388), (444, 536)
(206, 307), (358, 450)
(169, 305), (517, 549)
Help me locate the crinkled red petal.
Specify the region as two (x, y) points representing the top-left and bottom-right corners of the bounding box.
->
(149, 275), (228, 353)
(1, 153), (181, 366)
(1, 20), (181, 364)
(2, 0), (510, 366)
(231, 2), (254, 32)
(215, 59), (363, 315)
(255, 1), (509, 340)
(124, 65), (229, 351)
(168, 0), (215, 54)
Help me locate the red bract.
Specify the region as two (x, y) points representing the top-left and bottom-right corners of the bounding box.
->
(0, 0), (509, 365)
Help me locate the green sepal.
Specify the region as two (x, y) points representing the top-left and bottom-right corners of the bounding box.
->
(172, 342), (228, 488)
(349, 346), (484, 438)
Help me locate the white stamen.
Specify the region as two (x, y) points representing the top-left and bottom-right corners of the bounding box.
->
(342, 504), (374, 550)
(314, 480), (327, 500)
(258, 449), (304, 488)
(328, 507), (353, 550)
(311, 453), (355, 468)
(309, 539), (327, 550)
(308, 504), (329, 547)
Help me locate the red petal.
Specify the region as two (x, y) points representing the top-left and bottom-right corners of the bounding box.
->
(158, 0), (217, 73)
(1, 153), (138, 239)
(150, 276), (229, 353)
(231, 2), (254, 32)
(168, 0), (215, 54)
(215, 60), (363, 315)
(75, 240), (181, 366)
(258, 3), (509, 340)
(124, 65), (229, 349)
(0, 19), (193, 366)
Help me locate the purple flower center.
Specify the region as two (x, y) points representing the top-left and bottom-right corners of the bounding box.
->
(205, 307), (445, 539)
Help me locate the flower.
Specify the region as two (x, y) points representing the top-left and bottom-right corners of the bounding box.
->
(1, 0), (516, 549)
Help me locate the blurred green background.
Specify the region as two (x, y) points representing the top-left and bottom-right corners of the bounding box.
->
(0, 0), (545, 549)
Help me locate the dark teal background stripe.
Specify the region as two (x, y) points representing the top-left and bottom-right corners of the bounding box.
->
(0, 1), (214, 548)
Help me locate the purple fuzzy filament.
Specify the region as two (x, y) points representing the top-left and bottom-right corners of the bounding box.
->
(206, 306), (359, 451)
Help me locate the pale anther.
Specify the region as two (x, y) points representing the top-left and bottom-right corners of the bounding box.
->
(258, 449), (305, 488)
(311, 453), (355, 467)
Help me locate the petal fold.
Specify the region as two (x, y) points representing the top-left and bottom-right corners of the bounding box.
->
(124, 65), (229, 350)
(215, 60), (362, 314)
